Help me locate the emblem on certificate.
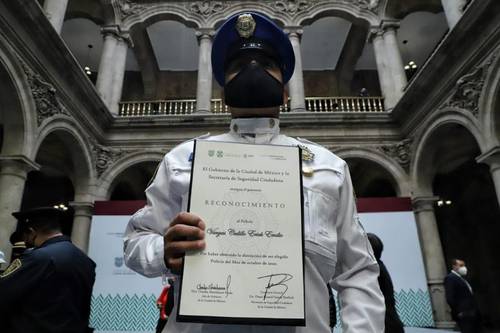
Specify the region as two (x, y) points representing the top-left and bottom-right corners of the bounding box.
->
(177, 140), (305, 326)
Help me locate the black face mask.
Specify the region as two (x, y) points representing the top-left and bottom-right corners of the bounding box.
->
(225, 62), (284, 108)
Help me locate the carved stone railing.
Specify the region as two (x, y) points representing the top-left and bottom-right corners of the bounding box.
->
(118, 96), (384, 116)
(305, 96), (384, 112)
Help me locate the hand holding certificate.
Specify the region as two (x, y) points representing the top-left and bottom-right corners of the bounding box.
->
(177, 140), (305, 326)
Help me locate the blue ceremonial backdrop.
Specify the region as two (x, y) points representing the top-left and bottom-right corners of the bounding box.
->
(88, 199), (434, 332)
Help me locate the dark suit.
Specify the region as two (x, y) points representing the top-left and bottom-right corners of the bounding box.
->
(0, 235), (96, 333)
(378, 260), (405, 333)
(444, 271), (481, 333)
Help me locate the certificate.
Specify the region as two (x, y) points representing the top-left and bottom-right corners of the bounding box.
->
(177, 140), (305, 326)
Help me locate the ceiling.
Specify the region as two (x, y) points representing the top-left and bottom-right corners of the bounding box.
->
(61, 10), (448, 73)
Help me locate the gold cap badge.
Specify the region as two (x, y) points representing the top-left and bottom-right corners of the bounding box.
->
(236, 14), (256, 38)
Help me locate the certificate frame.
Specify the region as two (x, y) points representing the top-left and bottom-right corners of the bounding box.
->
(177, 139), (306, 326)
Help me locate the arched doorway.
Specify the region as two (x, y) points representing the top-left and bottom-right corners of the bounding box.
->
(346, 157), (399, 197)
(21, 167), (75, 235)
(418, 122), (500, 329)
(20, 128), (94, 239)
(0, 40), (37, 259)
(109, 161), (158, 200)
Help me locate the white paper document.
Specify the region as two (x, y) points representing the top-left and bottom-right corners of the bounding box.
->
(177, 140), (305, 326)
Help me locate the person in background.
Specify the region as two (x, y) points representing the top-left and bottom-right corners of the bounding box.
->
(444, 258), (481, 333)
(367, 233), (405, 333)
(0, 207), (96, 333)
(124, 11), (385, 333)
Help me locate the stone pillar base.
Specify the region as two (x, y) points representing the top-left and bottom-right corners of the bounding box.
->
(435, 321), (456, 329)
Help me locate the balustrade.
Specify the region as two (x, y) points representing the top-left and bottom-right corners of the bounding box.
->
(118, 97), (384, 117)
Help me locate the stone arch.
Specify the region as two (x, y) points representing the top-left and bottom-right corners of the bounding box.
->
(415, 109), (500, 323)
(479, 45), (500, 149)
(34, 116), (96, 200)
(0, 36), (37, 157)
(96, 151), (165, 200)
(336, 147), (410, 196)
(207, 5), (289, 28)
(297, 2), (380, 28)
(65, 0), (107, 26)
(122, 5), (202, 31)
(384, 0), (443, 19)
(412, 109), (485, 196)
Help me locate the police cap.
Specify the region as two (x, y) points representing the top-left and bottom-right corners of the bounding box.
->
(12, 207), (65, 228)
(211, 12), (295, 86)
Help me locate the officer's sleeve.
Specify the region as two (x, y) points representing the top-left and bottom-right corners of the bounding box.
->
(330, 162), (385, 332)
(0, 253), (53, 312)
(124, 157), (179, 277)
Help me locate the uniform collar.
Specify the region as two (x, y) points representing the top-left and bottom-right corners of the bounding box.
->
(229, 117), (280, 144)
(38, 235), (70, 248)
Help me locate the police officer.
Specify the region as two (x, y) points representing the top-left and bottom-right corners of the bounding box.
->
(0, 207), (96, 333)
(124, 12), (385, 332)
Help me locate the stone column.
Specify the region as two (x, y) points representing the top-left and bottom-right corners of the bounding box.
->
(70, 202), (94, 253)
(96, 26), (120, 109)
(96, 26), (132, 115)
(477, 147), (500, 207)
(195, 29), (214, 113)
(43, 0), (69, 34)
(370, 27), (396, 110)
(382, 21), (407, 102)
(412, 196), (454, 328)
(109, 35), (131, 115)
(286, 27), (306, 112)
(441, 0), (467, 29)
(0, 156), (39, 260)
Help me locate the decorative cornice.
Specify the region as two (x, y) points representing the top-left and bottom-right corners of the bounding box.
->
(87, 139), (161, 178)
(440, 51), (498, 117)
(377, 138), (413, 172)
(20, 61), (69, 126)
(90, 141), (128, 178)
(118, 0), (146, 20)
(188, 1), (227, 17)
(344, 0), (380, 13)
(323, 140), (411, 172)
(120, 0), (380, 28)
(274, 0), (316, 14)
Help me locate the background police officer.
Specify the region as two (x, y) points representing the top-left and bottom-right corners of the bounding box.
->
(0, 207), (96, 333)
(124, 12), (384, 333)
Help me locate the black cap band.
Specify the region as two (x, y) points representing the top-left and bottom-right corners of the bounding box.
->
(225, 38), (281, 70)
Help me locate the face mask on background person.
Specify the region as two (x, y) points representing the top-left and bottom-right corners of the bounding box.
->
(457, 266), (468, 276)
(224, 61), (284, 108)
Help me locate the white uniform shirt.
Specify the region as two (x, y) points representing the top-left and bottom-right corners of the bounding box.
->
(124, 118), (385, 333)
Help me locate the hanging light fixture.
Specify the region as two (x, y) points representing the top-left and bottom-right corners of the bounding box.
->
(84, 44), (93, 76)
